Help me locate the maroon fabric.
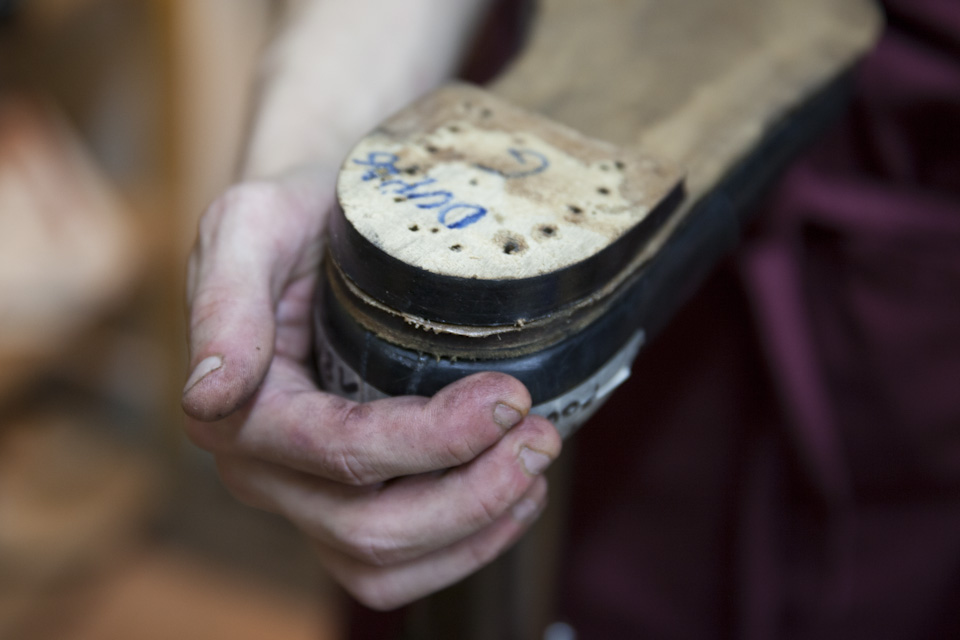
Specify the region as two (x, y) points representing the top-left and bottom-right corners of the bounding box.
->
(560, 1), (960, 638)
(347, 2), (960, 637)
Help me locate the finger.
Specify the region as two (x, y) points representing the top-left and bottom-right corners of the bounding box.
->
(182, 173), (332, 422)
(316, 477), (549, 611)
(209, 359), (535, 484)
(212, 414), (561, 565)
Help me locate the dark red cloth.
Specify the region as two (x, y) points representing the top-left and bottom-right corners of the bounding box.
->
(560, 1), (960, 638)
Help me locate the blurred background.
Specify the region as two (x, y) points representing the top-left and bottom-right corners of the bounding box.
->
(0, 1), (342, 638)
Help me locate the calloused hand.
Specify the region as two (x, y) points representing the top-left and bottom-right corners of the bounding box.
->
(181, 169), (561, 610)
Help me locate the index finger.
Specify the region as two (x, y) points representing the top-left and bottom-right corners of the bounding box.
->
(197, 358), (533, 485)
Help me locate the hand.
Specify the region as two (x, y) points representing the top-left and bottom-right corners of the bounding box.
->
(181, 167), (561, 610)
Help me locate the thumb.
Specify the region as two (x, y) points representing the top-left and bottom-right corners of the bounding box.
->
(182, 177), (327, 421)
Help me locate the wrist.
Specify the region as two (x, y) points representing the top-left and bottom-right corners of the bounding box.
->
(242, 0), (491, 179)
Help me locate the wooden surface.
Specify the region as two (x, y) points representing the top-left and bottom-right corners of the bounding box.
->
(496, 0), (879, 183)
(339, 85), (681, 280)
(493, 0), (881, 260)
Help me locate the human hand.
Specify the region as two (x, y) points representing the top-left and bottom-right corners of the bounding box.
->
(181, 166), (561, 610)
(180, 0), (560, 608)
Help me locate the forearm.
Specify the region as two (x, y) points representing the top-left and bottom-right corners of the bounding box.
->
(243, 0), (491, 178)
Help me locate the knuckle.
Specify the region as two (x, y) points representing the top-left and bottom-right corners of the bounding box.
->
(472, 478), (519, 526)
(187, 290), (226, 334)
(520, 414), (564, 453)
(278, 406), (381, 487)
(323, 447), (376, 486)
(443, 437), (484, 467)
(352, 538), (396, 568)
(342, 401), (374, 427)
(317, 403), (383, 485)
(196, 181), (290, 261)
(333, 522), (400, 568)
